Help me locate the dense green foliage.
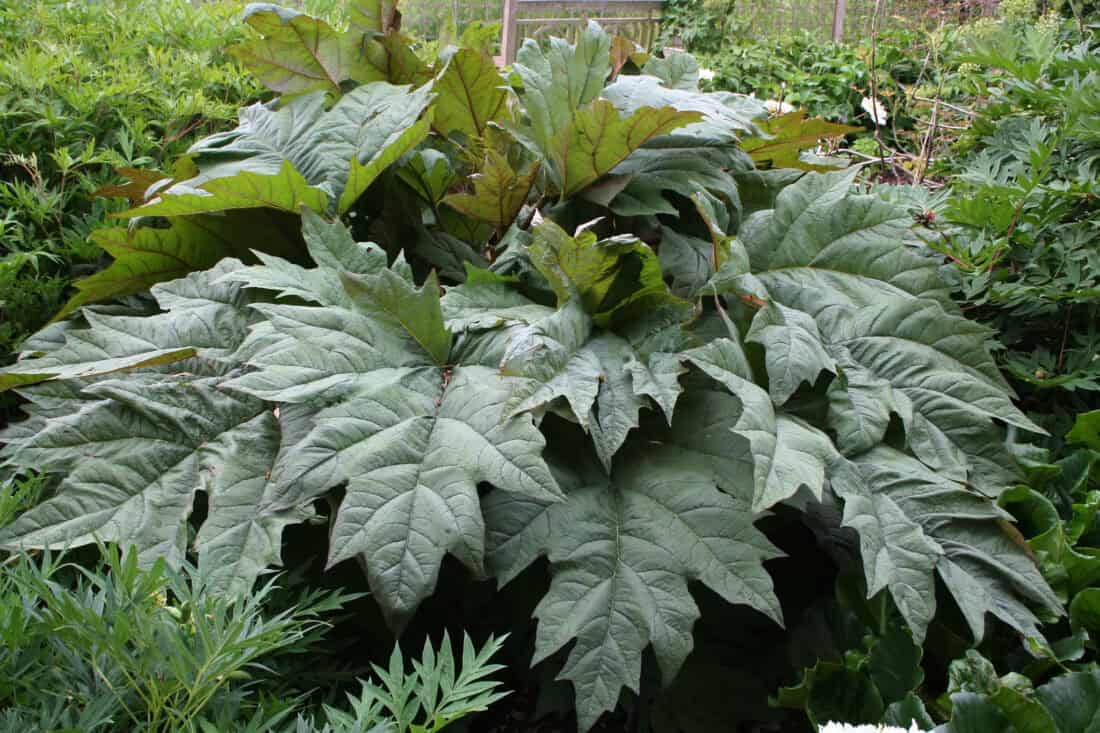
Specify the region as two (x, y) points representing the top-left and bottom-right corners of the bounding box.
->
(0, 546), (506, 732)
(0, 3), (1083, 731)
(0, 0), (266, 367)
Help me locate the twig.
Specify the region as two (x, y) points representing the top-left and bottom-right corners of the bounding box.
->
(913, 96), (978, 117)
(1057, 305), (1074, 372)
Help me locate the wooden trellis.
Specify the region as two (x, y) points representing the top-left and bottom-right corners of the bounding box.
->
(500, 0), (665, 64)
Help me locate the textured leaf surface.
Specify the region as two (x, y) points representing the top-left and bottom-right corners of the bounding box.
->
(229, 6), (383, 97)
(746, 302), (836, 405)
(512, 21), (611, 155)
(0, 260), (253, 391)
(484, 446), (781, 732)
(118, 160), (328, 218)
(57, 212), (297, 318)
(738, 170), (951, 313)
(227, 239), (563, 624)
(443, 150), (540, 228)
(848, 447), (1062, 643)
(685, 339), (833, 511)
(549, 99), (700, 198)
(433, 48), (509, 140)
(171, 83), (433, 214)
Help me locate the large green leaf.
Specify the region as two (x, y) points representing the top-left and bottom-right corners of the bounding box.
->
(55, 212), (299, 319)
(151, 82), (434, 216)
(0, 260), (255, 392)
(582, 141), (749, 219)
(484, 444), (782, 732)
(226, 241), (563, 624)
(746, 301), (836, 405)
(601, 75), (763, 143)
(0, 263), (308, 595)
(228, 5), (384, 97)
(848, 447), (1062, 643)
(116, 160), (329, 218)
(548, 99), (701, 198)
(736, 169), (951, 313)
(822, 299), (1040, 488)
(433, 48), (509, 140)
(684, 339), (834, 512)
(512, 20), (611, 155)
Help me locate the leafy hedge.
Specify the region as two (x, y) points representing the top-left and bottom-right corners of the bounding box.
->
(0, 3), (1070, 730)
(0, 0), (262, 371)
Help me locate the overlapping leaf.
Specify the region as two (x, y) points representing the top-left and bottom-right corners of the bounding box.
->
(0, 263), (308, 595)
(433, 48), (509, 140)
(228, 5), (384, 97)
(133, 82), (434, 217)
(836, 447), (1063, 643)
(484, 444), (782, 731)
(226, 231), (563, 625)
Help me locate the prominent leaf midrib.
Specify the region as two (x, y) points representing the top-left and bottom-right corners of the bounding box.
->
(295, 21), (341, 90)
(630, 490), (777, 614)
(843, 332), (1003, 392)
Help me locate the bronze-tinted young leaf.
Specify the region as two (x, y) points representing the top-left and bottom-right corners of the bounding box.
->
(550, 99), (701, 198)
(741, 111), (861, 171)
(117, 160), (328, 218)
(433, 48), (509, 140)
(442, 150), (540, 229)
(55, 212), (299, 319)
(229, 6), (384, 97)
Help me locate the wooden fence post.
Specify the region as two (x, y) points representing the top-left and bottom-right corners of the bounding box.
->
(501, 0), (519, 65)
(832, 0), (847, 40)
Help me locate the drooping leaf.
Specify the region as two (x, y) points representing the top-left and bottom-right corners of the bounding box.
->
(0, 263), (307, 594)
(0, 259), (255, 391)
(229, 5), (384, 97)
(684, 340), (833, 512)
(848, 447), (1063, 643)
(56, 211), (299, 319)
(484, 445), (782, 732)
(746, 301), (837, 405)
(829, 457), (943, 644)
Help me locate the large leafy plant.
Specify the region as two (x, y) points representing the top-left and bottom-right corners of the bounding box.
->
(0, 5), (1062, 729)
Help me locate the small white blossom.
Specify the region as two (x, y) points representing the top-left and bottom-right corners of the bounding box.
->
(819, 722), (927, 733)
(764, 98), (796, 115)
(697, 67), (716, 81)
(860, 96), (890, 125)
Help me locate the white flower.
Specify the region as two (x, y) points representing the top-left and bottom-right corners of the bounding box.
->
(860, 96), (890, 125)
(764, 98), (796, 115)
(818, 722), (928, 733)
(697, 67), (716, 81)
